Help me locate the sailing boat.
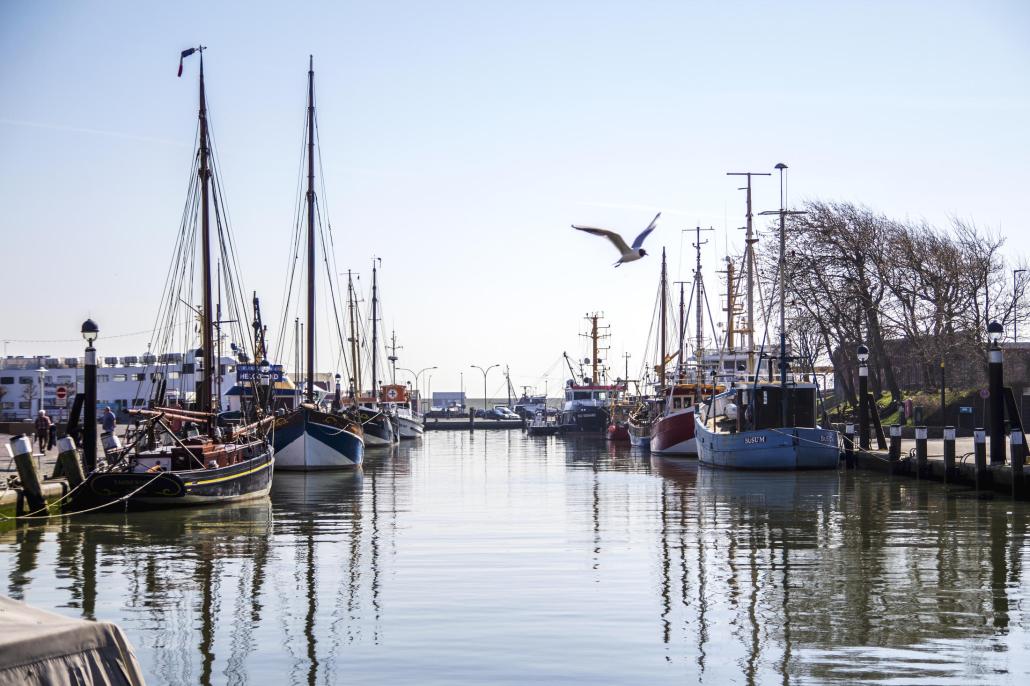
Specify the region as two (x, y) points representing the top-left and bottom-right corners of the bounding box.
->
(69, 47), (275, 510)
(694, 165), (840, 469)
(346, 267), (397, 447)
(272, 57), (365, 470)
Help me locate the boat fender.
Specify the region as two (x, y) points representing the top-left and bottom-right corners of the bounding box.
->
(725, 403), (738, 421)
(207, 460), (219, 469)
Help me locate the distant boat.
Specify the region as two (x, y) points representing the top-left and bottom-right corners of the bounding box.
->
(527, 410), (560, 436)
(381, 384), (423, 439)
(273, 57), (364, 470)
(70, 47), (274, 510)
(694, 166), (839, 470)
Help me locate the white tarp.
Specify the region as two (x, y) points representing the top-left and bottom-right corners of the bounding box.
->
(0, 596), (145, 686)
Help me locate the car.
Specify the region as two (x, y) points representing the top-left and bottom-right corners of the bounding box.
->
(493, 406), (520, 420)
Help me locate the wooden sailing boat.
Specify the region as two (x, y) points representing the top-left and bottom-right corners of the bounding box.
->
(348, 264), (397, 447)
(69, 47), (275, 510)
(272, 57), (365, 470)
(694, 165), (840, 469)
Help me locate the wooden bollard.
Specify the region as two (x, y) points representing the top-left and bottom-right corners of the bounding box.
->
(889, 424), (902, 464)
(943, 426), (956, 483)
(1011, 429), (1026, 499)
(915, 426), (928, 477)
(974, 428), (987, 490)
(843, 423), (855, 468)
(10, 434), (45, 514)
(57, 436), (86, 488)
(469, 409), (475, 433)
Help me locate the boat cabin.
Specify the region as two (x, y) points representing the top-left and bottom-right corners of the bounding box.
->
(733, 383), (818, 432)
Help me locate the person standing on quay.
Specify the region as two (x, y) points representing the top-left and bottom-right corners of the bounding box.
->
(34, 410), (52, 454)
(102, 406), (117, 434)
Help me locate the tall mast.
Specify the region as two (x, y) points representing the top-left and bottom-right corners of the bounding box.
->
(371, 259), (380, 401)
(727, 171), (770, 375)
(387, 330), (400, 385)
(777, 163), (788, 427)
(725, 258), (736, 355)
(347, 271), (361, 398)
(693, 226), (713, 374)
(305, 56), (316, 403)
(198, 50), (214, 430)
(677, 282), (685, 382)
(659, 248), (667, 387)
(590, 315), (598, 385)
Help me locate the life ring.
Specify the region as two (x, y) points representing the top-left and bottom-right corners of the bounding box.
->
(386, 388), (399, 400)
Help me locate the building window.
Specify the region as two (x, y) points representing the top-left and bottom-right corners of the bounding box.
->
(168, 371), (180, 380)
(133, 374), (146, 382)
(0, 377), (13, 384)
(151, 372), (164, 381)
(18, 401), (30, 410)
(1, 402), (13, 409)
(182, 364), (195, 375)
(57, 375), (73, 383)
(18, 377), (33, 384)
(113, 374), (127, 382)
(98, 375), (110, 383)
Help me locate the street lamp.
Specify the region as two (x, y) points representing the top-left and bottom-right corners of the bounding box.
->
(1014, 269), (1026, 342)
(470, 364), (500, 411)
(987, 320), (1005, 465)
(36, 366), (47, 418)
(80, 318), (99, 472)
(856, 344), (870, 450)
(258, 358), (271, 412)
(397, 366), (437, 400)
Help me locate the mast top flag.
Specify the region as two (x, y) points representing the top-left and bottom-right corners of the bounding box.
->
(177, 46), (203, 77)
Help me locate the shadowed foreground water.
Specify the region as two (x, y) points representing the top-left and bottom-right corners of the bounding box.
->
(2, 431), (1029, 684)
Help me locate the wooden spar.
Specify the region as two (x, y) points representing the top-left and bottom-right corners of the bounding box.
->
(198, 49), (214, 433)
(347, 271), (361, 398)
(148, 406), (217, 418)
(230, 415), (275, 439)
(371, 259), (379, 401)
(305, 55), (316, 403)
(659, 248), (667, 388)
(128, 408), (211, 424)
(726, 258), (736, 354)
(726, 171), (770, 376)
(677, 282), (685, 382)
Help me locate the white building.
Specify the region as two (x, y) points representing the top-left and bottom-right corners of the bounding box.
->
(0, 352), (240, 422)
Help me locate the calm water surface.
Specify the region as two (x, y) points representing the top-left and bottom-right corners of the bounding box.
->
(2, 431), (1029, 685)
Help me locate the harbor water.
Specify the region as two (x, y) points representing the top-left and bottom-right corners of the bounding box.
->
(2, 431), (1030, 685)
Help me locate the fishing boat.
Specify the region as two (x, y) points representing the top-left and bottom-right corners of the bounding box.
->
(69, 47), (275, 510)
(557, 315), (623, 434)
(694, 166), (840, 470)
(273, 57), (364, 470)
(381, 383), (423, 439)
(526, 409), (560, 436)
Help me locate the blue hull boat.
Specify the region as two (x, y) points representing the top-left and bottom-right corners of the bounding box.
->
(694, 418), (839, 470)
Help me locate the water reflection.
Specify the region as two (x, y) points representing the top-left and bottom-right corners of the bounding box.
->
(0, 435), (1028, 684)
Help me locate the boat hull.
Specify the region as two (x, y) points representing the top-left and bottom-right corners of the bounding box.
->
(606, 423), (630, 441)
(559, 407), (609, 434)
(273, 407), (364, 470)
(72, 449), (274, 511)
(650, 409), (696, 456)
(395, 414), (424, 439)
(694, 418), (840, 470)
(362, 414), (397, 446)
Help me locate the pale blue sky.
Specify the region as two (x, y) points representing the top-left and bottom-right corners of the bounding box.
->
(1, 1), (1028, 397)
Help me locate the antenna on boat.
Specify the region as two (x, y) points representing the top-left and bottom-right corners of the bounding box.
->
(726, 171), (770, 376)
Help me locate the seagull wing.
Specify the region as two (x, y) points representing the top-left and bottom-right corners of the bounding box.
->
(631, 212), (660, 250)
(572, 225), (631, 254)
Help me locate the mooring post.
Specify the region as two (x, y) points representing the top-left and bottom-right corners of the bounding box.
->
(987, 321), (1005, 466)
(57, 436), (86, 489)
(11, 434), (45, 515)
(1011, 429), (1026, 499)
(843, 422), (855, 468)
(943, 426), (956, 483)
(889, 423), (901, 466)
(915, 426), (928, 477)
(974, 427), (987, 490)
(469, 407), (475, 433)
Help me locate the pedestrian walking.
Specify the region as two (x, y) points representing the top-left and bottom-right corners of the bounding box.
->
(34, 410), (52, 454)
(47, 423), (57, 451)
(102, 406), (117, 434)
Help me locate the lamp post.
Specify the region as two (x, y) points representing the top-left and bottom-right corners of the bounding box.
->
(857, 344), (870, 450)
(425, 372), (433, 414)
(35, 366), (47, 419)
(332, 372), (342, 411)
(471, 364), (499, 411)
(1014, 269), (1026, 342)
(258, 358), (271, 413)
(81, 319), (99, 473)
(987, 320), (1005, 465)
(397, 366), (437, 400)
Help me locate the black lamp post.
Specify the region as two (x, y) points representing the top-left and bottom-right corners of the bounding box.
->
(987, 320), (1005, 465)
(857, 344), (870, 450)
(258, 358), (271, 413)
(81, 319), (99, 473)
(333, 373), (342, 411)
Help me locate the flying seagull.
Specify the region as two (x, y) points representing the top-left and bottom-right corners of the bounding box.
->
(572, 212), (660, 267)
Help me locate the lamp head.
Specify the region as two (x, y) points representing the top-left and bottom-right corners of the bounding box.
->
(259, 359), (270, 374)
(774, 162), (788, 171)
(988, 320), (1004, 345)
(81, 318), (99, 345)
(856, 344), (869, 363)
